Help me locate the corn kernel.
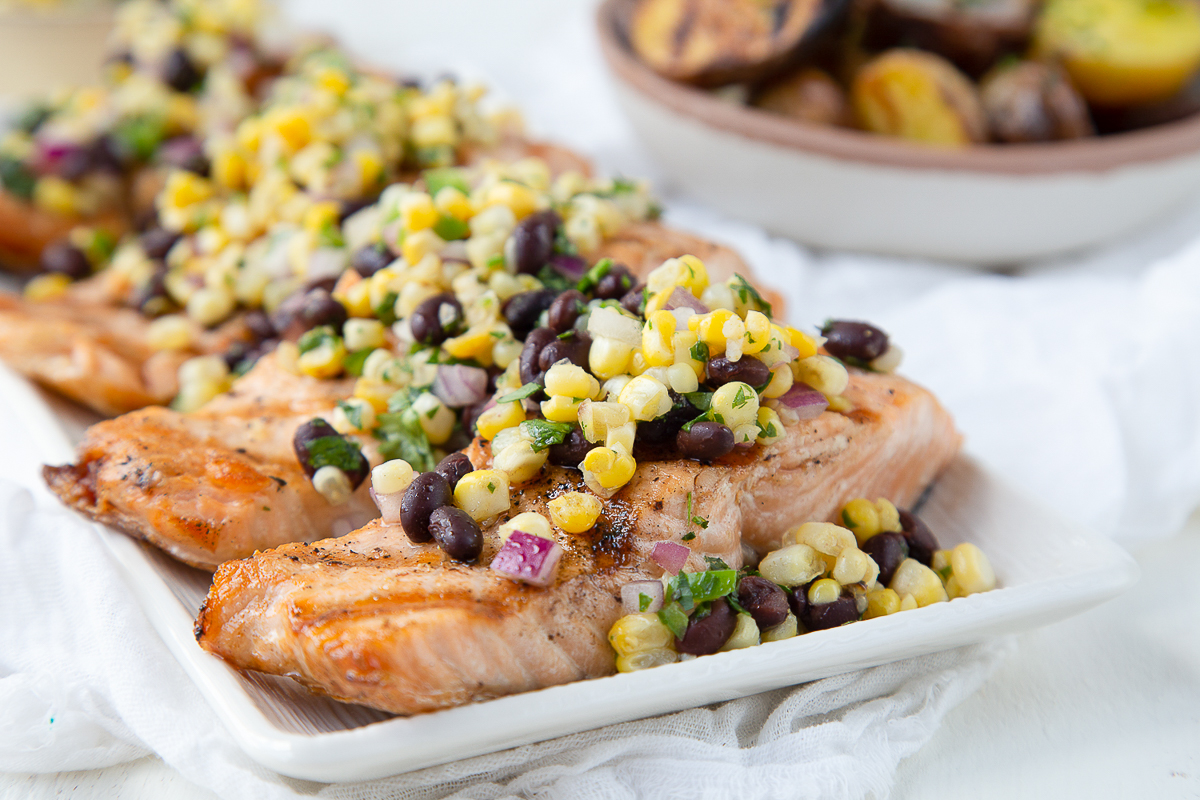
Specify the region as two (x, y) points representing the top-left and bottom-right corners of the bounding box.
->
(162, 170), (214, 210)
(722, 314), (748, 362)
(720, 614), (761, 650)
(298, 340), (347, 379)
(870, 345), (904, 374)
(709, 381), (759, 430)
(587, 306), (643, 347)
(742, 310), (771, 355)
(303, 201), (341, 235)
(485, 181), (539, 220)
(931, 549), (952, 574)
(864, 588), (901, 619)
(841, 498), (882, 545)
(758, 544), (824, 587)
(578, 401), (631, 444)
(413, 392), (455, 444)
(807, 578), (842, 606)
(899, 593), (919, 611)
(493, 439), (548, 484)
(351, 378), (393, 411)
(609, 612), (673, 656)
(582, 444), (637, 494)
(186, 287), (236, 327)
(331, 398), (376, 434)
(354, 149), (384, 189)
(784, 522), (857, 566)
(755, 407), (784, 445)
(371, 458), (416, 496)
(601, 375), (632, 402)
(662, 362), (698, 395)
(827, 395), (853, 413)
(762, 364), (794, 399)
(619, 375), (672, 421)
(605, 421), (636, 453)
(469, 204), (516, 239)
(615, 647), (677, 672)
(22, 273), (72, 302)
(761, 613), (799, 643)
(588, 337), (634, 380)
(949, 543), (996, 596)
(498, 511), (553, 542)
(641, 310), (676, 367)
(785, 326), (820, 359)
(477, 402), (525, 441)
(544, 362), (601, 401)
(312, 465), (353, 505)
(453, 469), (511, 521)
(442, 326), (496, 362)
(889, 559), (949, 607)
(399, 192), (438, 233)
(832, 546), (874, 586)
(343, 318), (386, 352)
(794, 355), (848, 398)
(493, 337), (524, 369)
(541, 395), (583, 423)
(876, 498), (902, 533)
(646, 255), (708, 296)
(548, 491), (603, 533)
(401, 229), (445, 266)
(434, 185), (474, 220)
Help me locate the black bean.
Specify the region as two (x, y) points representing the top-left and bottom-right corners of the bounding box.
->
(338, 196), (374, 223)
(676, 421), (735, 460)
(706, 355), (769, 388)
(351, 243), (392, 277)
(429, 506), (484, 562)
(547, 426), (598, 467)
(801, 593), (860, 631)
(40, 242), (90, 280)
(140, 227), (181, 260)
(821, 320), (889, 362)
(787, 585), (808, 620)
(271, 288), (348, 340)
(131, 265), (171, 316)
(676, 597), (737, 655)
(243, 309), (276, 342)
(410, 293), (463, 346)
(435, 452), (473, 490)
(620, 284), (646, 316)
(88, 136), (124, 174)
(637, 395), (694, 444)
(862, 532), (909, 586)
(502, 289), (556, 340)
(519, 326), (557, 386)
(222, 341), (250, 371)
(898, 509), (939, 567)
(164, 48), (202, 92)
(292, 418), (337, 477)
(736, 575), (790, 630)
(547, 289), (586, 334)
(399, 472), (453, 544)
(595, 263), (635, 300)
(57, 147), (93, 181)
(510, 210), (561, 274)
(537, 332), (591, 372)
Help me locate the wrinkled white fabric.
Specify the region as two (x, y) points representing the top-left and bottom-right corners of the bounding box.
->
(2, 0), (1200, 797)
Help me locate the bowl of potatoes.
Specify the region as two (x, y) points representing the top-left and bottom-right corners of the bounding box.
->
(598, 0), (1200, 265)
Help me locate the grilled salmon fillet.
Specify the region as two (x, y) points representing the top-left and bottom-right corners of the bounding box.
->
(194, 369), (960, 715)
(43, 351), (380, 569)
(41, 224), (760, 566)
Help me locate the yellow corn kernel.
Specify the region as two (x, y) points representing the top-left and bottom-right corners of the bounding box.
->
(33, 176), (79, 215)
(627, 350), (649, 377)
(742, 310), (771, 355)
(672, 330), (705, 374)
(297, 340), (348, 379)
(588, 336), (634, 381)
(491, 425), (530, 458)
(641, 287), (674, 316)
(453, 469), (511, 521)
(949, 542), (996, 596)
(601, 375), (632, 402)
(23, 273), (72, 302)
(876, 498), (902, 533)
(785, 326), (820, 359)
(413, 392), (455, 444)
(268, 108), (311, 151)
(827, 395), (853, 413)
(485, 181), (540, 220)
(692, 308), (735, 351)
(343, 318), (386, 352)
(641, 310), (676, 367)
(709, 381), (759, 430)
(493, 439), (549, 484)
(793, 355), (849, 398)
(931, 549), (952, 574)
(609, 612), (673, 656)
(582, 445), (636, 492)
(605, 421), (636, 453)
(401, 228), (445, 265)
(493, 336), (524, 369)
(162, 170), (214, 210)
(666, 362), (699, 394)
(371, 458), (416, 496)
(889, 559), (949, 607)
(618, 374), (672, 421)
(578, 401), (631, 444)
(761, 613), (799, 643)
(212, 148), (246, 190)
(145, 314), (194, 351)
(899, 593), (919, 612)
(615, 647), (678, 672)
(832, 546), (875, 586)
(758, 544), (824, 587)
(784, 522), (857, 565)
(544, 362), (601, 401)
(721, 314), (748, 361)
(721, 613), (761, 650)
(807, 578), (842, 606)
(549, 491), (604, 533)
(756, 406), (785, 446)
(353, 149), (384, 189)
(762, 364), (794, 399)
(476, 402), (525, 441)
(354, 378), (395, 411)
(434, 185), (474, 220)
(498, 511), (553, 542)
(541, 394), (583, 423)
(841, 498), (882, 545)
(302, 201), (341, 235)
(186, 287), (236, 327)
(731, 423), (759, 445)
(646, 255), (708, 296)
(442, 326), (496, 361)
(871, 345), (904, 373)
(864, 588), (901, 619)
(312, 465), (353, 505)
(400, 192), (439, 233)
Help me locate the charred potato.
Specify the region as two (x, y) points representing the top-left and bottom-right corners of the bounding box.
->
(980, 60), (1093, 142)
(626, 0), (844, 86)
(1034, 0), (1200, 107)
(862, 0), (1040, 76)
(851, 49), (987, 146)
(752, 68), (853, 126)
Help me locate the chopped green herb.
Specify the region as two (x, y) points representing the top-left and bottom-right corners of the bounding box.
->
(938, 566), (953, 581)
(16, 104), (51, 134)
(684, 391), (713, 412)
(552, 225), (577, 257)
(497, 382), (542, 403)
(486, 253), (507, 270)
(704, 556), (730, 571)
(373, 389), (435, 471)
(374, 291), (399, 326)
(638, 593), (653, 612)
(317, 220), (345, 248)
(337, 400), (364, 430)
(113, 114), (167, 163)
(690, 342), (708, 363)
(536, 264), (572, 292)
(732, 386), (749, 409)
(681, 532), (696, 541)
(521, 419), (574, 452)
(731, 274), (773, 318)
(576, 257), (613, 293)
(343, 348), (373, 376)
(306, 436), (364, 474)
(432, 215), (470, 241)
(657, 602), (689, 640)
(0, 156), (36, 200)
(487, 482), (497, 493)
(841, 508), (857, 528)
(557, 330), (575, 340)
(421, 166), (469, 197)
(297, 325), (340, 355)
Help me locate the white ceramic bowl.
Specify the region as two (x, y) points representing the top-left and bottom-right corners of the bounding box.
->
(598, 0), (1200, 266)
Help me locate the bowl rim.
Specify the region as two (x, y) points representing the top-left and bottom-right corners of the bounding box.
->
(596, 0), (1200, 176)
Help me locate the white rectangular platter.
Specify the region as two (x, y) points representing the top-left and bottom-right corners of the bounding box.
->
(1, 364), (1139, 783)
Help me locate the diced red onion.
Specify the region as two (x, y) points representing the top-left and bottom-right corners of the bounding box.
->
(551, 254), (587, 279)
(490, 531), (562, 587)
(663, 286), (709, 314)
(432, 364), (489, 408)
(651, 540), (690, 574)
(781, 343), (800, 362)
(307, 247), (349, 281)
(380, 220), (402, 252)
(369, 487), (403, 524)
(779, 382), (828, 419)
(621, 580), (664, 613)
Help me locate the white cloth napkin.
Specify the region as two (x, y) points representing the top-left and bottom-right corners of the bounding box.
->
(3, 1), (1200, 797)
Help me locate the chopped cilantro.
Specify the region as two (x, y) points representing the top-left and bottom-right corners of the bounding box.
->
(373, 291), (399, 326)
(657, 602), (689, 640)
(343, 348), (373, 376)
(638, 593), (652, 612)
(681, 532), (696, 541)
(841, 508), (857, 528)
(0, 156), (35, 200)
(557, 330), (576, 340)
(487, 482), (497, 493)
(306, 436), (365, 474)
(552, 225), (577, 257)
(337, 400), (364, 430)
(536, 264), (572, 292)
(422, 166), (469, 197)
(521, 419), (574, 452)
(16, 104), (51, 134)
(704, 556), (730, 571)
(731, 274), (773, 318)
(432, 215), (470, 241)
(486, 253), (506, 270)
(317, 220), (345, 248)
(496, 383), (541, 403)
(732, 386), (749, 409)
(938, 566), (953, 581)
(576, 257), (613, 294)
(690, 342), (708, 363)
(114, 114), (167, 163)
(373, 389), (435, 471)
(297, 325), (340, 355)
(684, 391), (713, 412)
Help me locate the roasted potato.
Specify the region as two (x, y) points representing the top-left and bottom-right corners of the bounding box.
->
(980, 60), (1093, 142)
(851, 49), (987, 146)
(1034, 0), (1200, 107)
(861, 0), (1040, 76)
(626, 0), (846, 86)
(752, 67), (853, 126)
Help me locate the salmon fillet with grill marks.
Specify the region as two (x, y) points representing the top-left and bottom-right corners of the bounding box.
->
(194, 369), (960, 715)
